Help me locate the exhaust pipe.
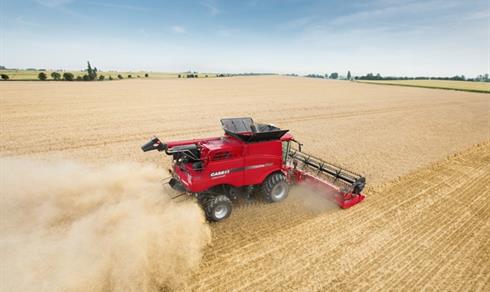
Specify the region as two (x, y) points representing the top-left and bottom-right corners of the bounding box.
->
(141, 137), (167, 152)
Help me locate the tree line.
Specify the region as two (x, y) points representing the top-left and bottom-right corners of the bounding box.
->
(354, 73), (489, 82)
(2, 65), (489, 82)
(304, 72), (341, 79)
(302, 71), (489, 82)
(37, 62), (149, 81)
(0, 62), (149, 81)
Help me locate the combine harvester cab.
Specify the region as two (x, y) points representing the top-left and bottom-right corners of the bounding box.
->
(142, 117), (366, 221)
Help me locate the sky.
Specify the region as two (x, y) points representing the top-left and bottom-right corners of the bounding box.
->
(1, 0), (489, 76)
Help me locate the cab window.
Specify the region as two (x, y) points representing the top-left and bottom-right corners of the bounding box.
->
(282, 141), (290, 164)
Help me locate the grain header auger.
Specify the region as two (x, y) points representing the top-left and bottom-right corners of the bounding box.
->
(142, 117), (366, 222)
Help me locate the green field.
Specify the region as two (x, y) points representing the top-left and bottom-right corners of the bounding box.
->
(358, 79), (489, 93)
(0, 69), (217, 80)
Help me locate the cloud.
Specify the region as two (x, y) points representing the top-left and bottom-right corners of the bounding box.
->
(170, 25), (187, 34)
(464, 10), (490, 20)
(280, 16), (313, 29)
(201, 0), (221, 16)
(34, 0), (86, 18)
(14, 16), (37, 26)
(85, 1), (149, 11)
(330, 0), (460, 26)
(216, 28), (239, 37)
(246, 0), (260, 8)
(35, 0), (74, 8)
(137, 28), (150, 38)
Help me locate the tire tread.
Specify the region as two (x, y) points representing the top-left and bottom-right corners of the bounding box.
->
(262, 172), (288, 203)
(204, 195), (232, 222)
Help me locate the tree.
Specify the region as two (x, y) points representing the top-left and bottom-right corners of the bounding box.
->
(76, 76), (83, 81)
(83, 74), (90, 81)
(86, 61), (97, 80)
(63, 72), (74, 81)
(51, 72), (61, 80)
(347, 71), (351, 80)
(87, 61), (93, 77)
(128, 74), (132, 78)
(109, 76), (113, 80)
(117, 74), (123, 79)
(1, 74), (9, 80)
(329, 72), (339, 79)
(145, 73), (149, 77)
(98, 75), (105, 81)
(38, 72), (47, 80)
(305, 74), (324, 79)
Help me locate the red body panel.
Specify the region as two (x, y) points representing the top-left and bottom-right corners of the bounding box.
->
(170, 135), (284, 193)
(243, 140), (283, 185)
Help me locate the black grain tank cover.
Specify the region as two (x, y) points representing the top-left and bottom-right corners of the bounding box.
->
(221, 117), (289, 142)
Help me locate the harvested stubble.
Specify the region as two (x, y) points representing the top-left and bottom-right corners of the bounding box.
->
(1, 76), (489, 291)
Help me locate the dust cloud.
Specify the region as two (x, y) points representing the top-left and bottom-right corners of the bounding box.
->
(288, 183), (338, 214)
(0, 157), (211, 292)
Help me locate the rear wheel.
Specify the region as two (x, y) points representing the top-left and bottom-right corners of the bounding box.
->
(262, 172), (289, 202)
(204, 195), (232, 222)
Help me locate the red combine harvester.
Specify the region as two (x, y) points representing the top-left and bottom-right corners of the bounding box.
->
(142, 117), (366, 221)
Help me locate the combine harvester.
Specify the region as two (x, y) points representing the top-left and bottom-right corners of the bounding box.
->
(142, 118), (366, 221)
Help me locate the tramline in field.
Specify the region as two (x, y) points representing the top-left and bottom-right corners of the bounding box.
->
(142, 117), (366, 221)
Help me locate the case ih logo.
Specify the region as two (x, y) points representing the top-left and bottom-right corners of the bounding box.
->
(210, 170), (231, 177)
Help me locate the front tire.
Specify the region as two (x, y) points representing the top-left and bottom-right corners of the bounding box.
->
(204, 195), (232, 222)
(262, 173), (289, 203)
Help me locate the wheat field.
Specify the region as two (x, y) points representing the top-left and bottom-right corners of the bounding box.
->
(1, 76), (489, 291)
(358, 79), (490, 93)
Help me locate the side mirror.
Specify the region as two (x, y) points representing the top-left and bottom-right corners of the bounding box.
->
(141, 137), (167, 152)
(292, 139), (303, 152)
